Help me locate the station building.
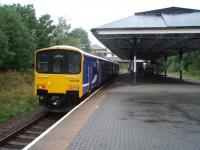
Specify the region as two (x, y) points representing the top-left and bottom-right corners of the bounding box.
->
(91, 7), (200, 84)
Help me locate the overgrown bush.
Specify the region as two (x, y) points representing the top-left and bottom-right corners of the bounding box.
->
(167, 51), (200, 80)
(0, 71), (38, 123)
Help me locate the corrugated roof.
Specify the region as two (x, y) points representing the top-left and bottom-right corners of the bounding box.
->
(91, 7), (200, 60)
(96, 7), (200, 29)
(98, 15), (166, 29)
(135, 7), (200, 15)
(162, 12), (200, 27)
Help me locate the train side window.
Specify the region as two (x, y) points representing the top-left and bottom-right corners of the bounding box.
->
(37, 53), (49, 73)
(67, 52), (81, 74)
(93, 61), (97, 74)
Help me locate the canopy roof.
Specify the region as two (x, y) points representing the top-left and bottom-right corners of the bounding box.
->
(91, 7), (200, 60)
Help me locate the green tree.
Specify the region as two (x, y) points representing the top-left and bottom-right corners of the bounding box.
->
(15, 4), (37, 31)
(183, 53), (193, 71)
(166, 55), (179, 72)
(66, 28), (91, 52)
(0, 5), (35, 70)
(0, 30), (9, 68)
(65, 36), (81, 48)
(15, 4), (38, 40)
(51, 17), (71, 45)
(0, 4), (92, 71)
(167, 51), (200, 76)
(36, 14), (55, 49)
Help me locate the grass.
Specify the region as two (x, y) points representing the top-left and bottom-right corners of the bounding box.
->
(0, 71), (38, 123)
(167, 70), (200, 80)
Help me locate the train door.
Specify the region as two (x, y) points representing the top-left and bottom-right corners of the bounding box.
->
(91, 58), (98, 89)
(83, 56), (90, 95)
(97, 59), (101, 86)
(89, 58), (92, 90)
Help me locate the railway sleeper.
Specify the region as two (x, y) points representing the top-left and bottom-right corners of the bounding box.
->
(25, 130), (42, 135)
(1, 143), (25, 149)
(7, 140), (27, 146)
(13, 137), (33, 143)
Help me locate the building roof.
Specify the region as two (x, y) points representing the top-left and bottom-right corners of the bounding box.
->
(96, 7), (200, 29)
(91, 7), (200, 60)
(91, 44), (104, 50)
(135, 7), (200, 15)
(91, 44), (108, 54)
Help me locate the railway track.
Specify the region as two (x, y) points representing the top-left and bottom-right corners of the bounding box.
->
(0, 91), (95, 150)
(0, 112), (66, 150)
(0, 78), (114, 150)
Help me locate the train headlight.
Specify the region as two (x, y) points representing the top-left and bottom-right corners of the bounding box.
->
(68, 85), (79, 91)
(37, 84), (47, 89)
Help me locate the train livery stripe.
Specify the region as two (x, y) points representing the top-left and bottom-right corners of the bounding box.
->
(82, 75), (98, 89)
(82, 82), (89, 87)
(92, 74), (98, 84)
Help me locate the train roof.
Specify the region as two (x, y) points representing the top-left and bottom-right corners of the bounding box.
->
(37, 45), (118, 64)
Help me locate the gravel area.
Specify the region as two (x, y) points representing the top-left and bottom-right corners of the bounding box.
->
(0, 106), (48, 140)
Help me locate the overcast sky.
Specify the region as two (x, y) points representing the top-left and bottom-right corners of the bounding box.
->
(1, 0), (200, 46)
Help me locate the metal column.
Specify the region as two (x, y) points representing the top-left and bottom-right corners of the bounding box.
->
(133, 52), (137, 85)
(179, 48), (183, 80)
(164, 55), (167, 77)
(130, 38), (138, 86)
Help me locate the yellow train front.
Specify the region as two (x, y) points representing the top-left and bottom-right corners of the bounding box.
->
(34, 45), (119, 112)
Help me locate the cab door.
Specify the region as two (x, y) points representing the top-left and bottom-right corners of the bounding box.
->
(48, 51), (67, 93)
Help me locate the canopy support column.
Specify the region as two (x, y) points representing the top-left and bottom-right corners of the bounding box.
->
(133, 52), (137, 85)
(165, 55), (167, 77)
(179, 48), (183, 80)
(130, 38), (139, 86)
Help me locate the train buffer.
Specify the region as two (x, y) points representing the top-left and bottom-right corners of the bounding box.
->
(24, 73), (200, 150)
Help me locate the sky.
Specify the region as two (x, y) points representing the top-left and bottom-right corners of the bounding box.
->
(1, 0), (200, 46)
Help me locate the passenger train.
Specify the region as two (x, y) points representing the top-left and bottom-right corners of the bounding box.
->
(34, 45), (119, 111)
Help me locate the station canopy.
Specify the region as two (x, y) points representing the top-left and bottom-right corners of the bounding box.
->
(91, 7), (200, 60)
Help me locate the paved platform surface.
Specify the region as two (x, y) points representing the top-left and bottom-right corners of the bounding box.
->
(69, 73), (200, 150)
(27, 83), (108, 150)
(25, 73), (200, 150)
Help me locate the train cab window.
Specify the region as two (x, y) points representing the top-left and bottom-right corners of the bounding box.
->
(37, 50), (81, 74)
(52, 53), (64, 73)
(37, 53), (49, 73)
(67, 52), (81, 74)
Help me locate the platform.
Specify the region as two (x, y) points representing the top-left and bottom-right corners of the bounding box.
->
(26, 73), (200, 150)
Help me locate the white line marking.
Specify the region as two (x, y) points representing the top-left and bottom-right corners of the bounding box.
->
(23, 85), (104, 150)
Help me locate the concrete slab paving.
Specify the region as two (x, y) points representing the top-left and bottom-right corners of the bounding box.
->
(69, 73), (200, 150)
(27, 84), (109, 150)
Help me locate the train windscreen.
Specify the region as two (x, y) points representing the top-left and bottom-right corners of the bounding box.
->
(36, 50), (81, 74)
